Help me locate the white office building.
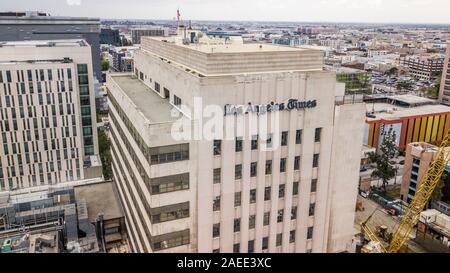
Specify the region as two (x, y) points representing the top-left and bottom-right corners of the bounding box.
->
(107, 31), (366, 253)
(0, 40), (101, 192)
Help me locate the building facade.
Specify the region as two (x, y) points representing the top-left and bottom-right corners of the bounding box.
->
(399, 55), (444, 80)
(364, 95), (450, 152)
(0, 12), (102, 80)
(0, 40), (100, 192)
(439, 46), (450, 104)
(131, 27), (168, 44)
(100, 28), (121, 46)
(107, 32), (366, 253)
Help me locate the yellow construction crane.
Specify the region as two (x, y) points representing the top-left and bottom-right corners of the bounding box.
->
(361, 129), (450, 253)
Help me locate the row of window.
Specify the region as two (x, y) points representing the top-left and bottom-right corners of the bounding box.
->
(214, 180), (316, 210)
(214, 128), (322, 155)
(213, 227), (314, 253)
(0, 68), (72, 84)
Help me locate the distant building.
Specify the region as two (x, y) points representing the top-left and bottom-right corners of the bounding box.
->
(0, 40), (101, 191)
(400, 55), (444, 80)
(364, 94), (450, 152)
(108, 46), (138, 72)
(131, 27), (168, 44)
(0, 11), (102, 80)
(439, 46), (450, 104)
(100, 28), (121, 46)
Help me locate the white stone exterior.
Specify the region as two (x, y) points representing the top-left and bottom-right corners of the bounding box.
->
(107, 35), (366, 253)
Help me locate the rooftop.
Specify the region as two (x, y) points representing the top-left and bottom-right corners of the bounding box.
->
(0, 39), (88, 48)
(366, 102), (450, 122)
(109, 74), (178, 124)
(141, 35), (324, 76)
(74, 182), (123, 223)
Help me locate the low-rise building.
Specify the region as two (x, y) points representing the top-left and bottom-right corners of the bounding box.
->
(364, 95), (450, 152)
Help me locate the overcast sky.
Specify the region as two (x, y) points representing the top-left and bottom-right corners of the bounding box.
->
(2, 0), (450, 24)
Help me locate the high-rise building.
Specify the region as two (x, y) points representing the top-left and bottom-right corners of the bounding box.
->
(0, 12), (101, 80)
(439, 46), (450, 104)
(106, 32), (366, 253)
(0, 40), (100, 192)
(399, 55), (444, 81)
(131, 27), (168, 44)
(100, 28), (121, 46)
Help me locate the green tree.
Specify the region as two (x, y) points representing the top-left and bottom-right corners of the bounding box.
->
(396, 81), (413, 91)
(369, 127), (398, 192)
(101, 60), (109, 71)
(385, 67), (398, 77)
(98, 130), (112, 180)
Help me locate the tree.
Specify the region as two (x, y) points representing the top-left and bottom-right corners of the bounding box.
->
(101, 60), (109, 71)
(385, 67), (398, 77)
(396, 81), (413, 91)
(369, 127), (398, 192)
(98, 130), (112, 180)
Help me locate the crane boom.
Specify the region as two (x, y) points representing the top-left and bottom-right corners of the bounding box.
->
(387, 129), (450, 252)
(361, 129), (450, 253)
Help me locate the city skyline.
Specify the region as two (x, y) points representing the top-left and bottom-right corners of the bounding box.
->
(2, 0), (450, 24)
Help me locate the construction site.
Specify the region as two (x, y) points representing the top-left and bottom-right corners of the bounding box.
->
(355, 129), (450, 253)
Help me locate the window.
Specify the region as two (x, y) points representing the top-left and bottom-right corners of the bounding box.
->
(174, 95), (182, 106)
(249, 215), (256, 229)
(262, 237), (269, 250)
(155, 82), (160, 92)
(77, 64), (88, 74)
(250, 162), (257, 177)
(250, 189), (257, 203)
(213, 140), (221, 155)
(150, 173), (189, 194)
(276, 234), (282, 246)
(265, 160), (272, 175)
(233, 244), (240, 253)
(213, 168), (221, 184)
(294, 156), (300, 170)
(235, 137), (243, 152)
(309, 203), (316, 216)
(289, 230), (296, 243)
(264, 187), (271, 201)
(277, 209), (284, 223)
(264, 212), (270, 226)
(311, 179), (317, 193)
(291, 206), (297, 220)
(78, 75), (89, 85)
(233, 243), (240, 253)
(213, 223), (220, 238)
(266, 133), (273, 148)
(313, 154), (319, 168)
(234, 218), (241, 232)
(315, 128), (322, 142)
(293, 182), (299, 195)
(235, 192), (241, 207)
(213, 196), (221, 211)
(307, 227), (314, 240)
(248, 240), (255, 253)
(251, 135), (258, 150)
(150, 144), (189, 165)
(280, 158), (287, 173)
(235, 164), (242, 180)
(150, 202), (190, 224)
(152, 229), (190, 251)
(295, 130), (302, 144)
(279, 184), (285, 198)
(281, 131), (288, 146)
